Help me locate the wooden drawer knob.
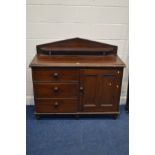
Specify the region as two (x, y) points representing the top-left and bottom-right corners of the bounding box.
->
(53, 86), (59, 92)
(53, 101), (59, 107)
(53, 72), (59, 78)
(80, 86), (84, 91)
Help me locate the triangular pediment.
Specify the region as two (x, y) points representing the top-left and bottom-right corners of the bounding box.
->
(37, 38), (117, 55)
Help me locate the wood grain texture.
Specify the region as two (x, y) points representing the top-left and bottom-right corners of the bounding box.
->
(35, 99), (78, 113)
(30, 38), (125, 117)
(32, 68), (79, 82)
(80, 69), (123, 112)
(30, 55), (125, 67)
(33, 83), (79, 98)
(36, 38), (117, 55)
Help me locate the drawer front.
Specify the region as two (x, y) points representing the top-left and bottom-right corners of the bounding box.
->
(33, 83), (79, 98)
(32, 68), (79, 82)
(80, 68), (123, 77)
(35, 99), (78, 113)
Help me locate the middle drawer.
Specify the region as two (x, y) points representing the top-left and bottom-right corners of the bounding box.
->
(33, 83), (79, 98)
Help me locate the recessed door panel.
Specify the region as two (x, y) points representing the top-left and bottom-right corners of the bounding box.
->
(81, 74), (98, 109)
(97, 75), (116, 109)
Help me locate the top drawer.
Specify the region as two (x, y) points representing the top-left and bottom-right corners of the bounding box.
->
(32, 68), (79, 82)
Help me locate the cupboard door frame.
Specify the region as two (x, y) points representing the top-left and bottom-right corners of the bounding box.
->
(80, 68), (123, 112)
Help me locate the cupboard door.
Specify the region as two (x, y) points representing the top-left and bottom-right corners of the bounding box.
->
(80, 69), (121, 112)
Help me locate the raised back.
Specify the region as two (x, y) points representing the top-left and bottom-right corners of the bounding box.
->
(36, 38), (117, 56)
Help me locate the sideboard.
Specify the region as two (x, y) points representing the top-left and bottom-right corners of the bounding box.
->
(29, 38), (125, 119)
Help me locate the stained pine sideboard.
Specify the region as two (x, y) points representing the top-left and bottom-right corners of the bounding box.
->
(29, 38), (125, 119)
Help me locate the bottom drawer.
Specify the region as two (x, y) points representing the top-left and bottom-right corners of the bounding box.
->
(35, 99), (78, 113)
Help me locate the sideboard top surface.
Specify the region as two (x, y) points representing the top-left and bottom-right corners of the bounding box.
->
(30, 55), (125, 67)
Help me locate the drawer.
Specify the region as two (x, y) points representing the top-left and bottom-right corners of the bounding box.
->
(80, 68), (123, 76)
(33, 83), (79, 98)
(35, 99), (78, 113)
(32, 68), (79, 82)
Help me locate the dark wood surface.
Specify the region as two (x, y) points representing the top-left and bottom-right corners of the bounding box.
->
(80, 69), (123, 112)
(36, 38), (117, 55)
(33, 83), (79, 98)
(35, 99), (78, 113)
(30, 38), (125, 118)
(30, 55), (125, 67)
(32, 68), (79, 82)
